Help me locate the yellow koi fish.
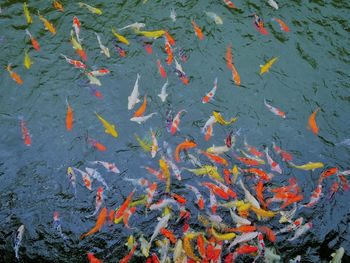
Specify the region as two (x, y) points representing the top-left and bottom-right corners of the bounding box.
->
(71, 31), (83, 50)
(183, 235), (200, 261)
(213, 111), (237, 125)
(250, 206), (276, 218)
(23, 50), (32, 69)
(112, 28), (129, 45)
(23, 2), (32, 24)
(186, 165), (224, 182)
(134, 134), (152, 151)
(134, 29), (165, 39)
(210, 227), (236, 241)
(289, 161), (324, 171)
(232, 165), (240, 183)
(78, 2), (102, 15)
(159, 158), (170, 192)
(38, 12), (56, 35)
(95, 112), (118, 138)
(260, 57), (278, 75)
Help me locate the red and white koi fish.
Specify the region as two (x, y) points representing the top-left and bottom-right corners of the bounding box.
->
(170, 109), (186, 135)
(277, 217), (304, 234)
(72, 16), (82, 43)
(85, 167), (109, 190)
(223, 0), (238, 9)
(86, 136), (107, 151)
(143, 166), (165, 181)
(202, 77), (218, 104)
(302, 184), (322, 208)
(265, 147), (282, 174)
(53, 212), (66, 240)
(60, 54), (87, 70)
(88, 68), (110, 77)
(272, 18), (290, 32)
(339, 174), (350, 191)
(264, 99), (286, 118)
(203, 182), (230, 200)
(146, 182), (157, 207)
(209, 190), (218, 214)
(185, 184), (205, 210)
(123, 207), (136, 229)
(73, 167), (92, 190)
(19, 116), (31, 146)
(272, 142), (293, 162)
(87, 187), (103, 218)
(25, 29), (40, 51)
(157, 59), (167, 78)
(257, 232), (265, 254)
(87, 164), (113, 184)
(164, 40), (173, 65)
(288, 221), (312, 241)
(150, 129), (158, 158)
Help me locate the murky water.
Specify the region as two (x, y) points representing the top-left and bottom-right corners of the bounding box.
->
(0, 0), (349, 262)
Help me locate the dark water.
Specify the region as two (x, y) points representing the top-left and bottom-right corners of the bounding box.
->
(0, 0), (350, 262)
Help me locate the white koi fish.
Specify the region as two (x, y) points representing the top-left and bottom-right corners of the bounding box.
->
(228, 232), (258, 250)
(14, 225), (25, 260)
(86, 73), (102, 86)
(238, 179), (260, 208)
(149, 199), (177, 211)
(149, 214), (171, 245)
(95, 32), (110, 58)
(158, 79), (169, 102)
(128, 74), (141, 110)
(119, 22), (145, 31)
(170, 8), (176, 22)
(267, 0), (279, 10)
(288, 221), (312, 241)
(229, 208), (251, 226)
(205, 11), (223, 25)
(150, 129), (158, 158)
(130, 113), (157, 124)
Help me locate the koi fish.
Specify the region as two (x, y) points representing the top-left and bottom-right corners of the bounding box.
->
(229, 208), (251, 226)
(302, 184), (322, 207)
(91, 161), (120, 173)
(264, 99), (286, 118)
(61, 54), (87, 70)
(213, 111), (237, 125)
(53, 212), (66, 240)
(232, 245), (259, 261)
(38, 12), (56, 35)
(14, 225), (25, 259)
(150, 129), (158, 158)
(231, 63), (241, 86)
(78, 2), (102, 15)
(87, 253), (102, 263)
(114, 189), (135, 221)
(170, 8), (176, 22)
(228, 232), (258, 250)
(186, 184), (205, 209)
(267, 0), (279, 10)
(243, 168), (272, 181)
(199, 150), (228, 166)
(66, 167), (77, 195)
(319, 167), (338, 183)
(330, 247), (345, 263)
(25, 29), (40, 51)
(134, 95), (147, 117)
(146, 182), (157, 207)
(288, 221), (312, 241)
(80, 207), (107, 239)
(53, 0), (64, 12)
(112, 28), (129, 45)
(207, 145), (230, 155)
(123, 207), (136, 229)
(158, 79), (168, 102)
(253, 14), (268, 35)
(134, 29), (165, 39)
(239, 179), (260, 209)
(277, 217), (304, 234)
(143, 42), (152, 54)
(130, 113), (157, 124)
(86, 167), (109, 190)
(223, 0), (238, 9)
(86, 136), (107, 152)
(114, 43), (127, 57)
(265, 147), (282, 174)
(202, 77), (218, 104)
(272, 142), (293, 162)
(135, 134), (152, 152)
(339, 175), (350, 191)
(165, 31), (175, 46)
(65, 99), (73, 131)
(19, 116), (31, 146)
(119, 22), (145, 31)
(128, 74), (141, 110)
(72, 16), (82, 43)
(164, 40), (173, 65)
(272, 17), (290, 32)
(87, 187), (104, 218)
(88, 69), (110, 77)
(70, 31), (87, 61)
(23, 50), (32, 69)
(86, 73), (102, 86)
(95, 32), (110, 57)
(191, 20), (204, 40)
(171, 109), (186, 135)
(205, 11), (223, 25)
(174, 57), (189, 84)
(73, 167), (92, 190)
(95, 112), (118, 138)
(288, 161), (324, 171)
(260, 57), (278, 75)
(175, 140), (197, 162)
(257, 226), (276, 242)
(149, 214), (171, 246)
(23, 3), (32, 24)
(234, 154), (261, 166)
(7, 64), (23, 85)
(157, 59), (167, 78)
(308, 108), (320, 135)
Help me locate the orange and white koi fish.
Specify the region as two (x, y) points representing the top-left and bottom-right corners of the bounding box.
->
(202, 77), (218, 104)
(86, 136), (107, 151)
(114, 189), (135, 223)
(277, 217), (304, 234)
(328, 181), (340, 199)
(199, 150), (228, 166)
(272, 142), (293, 162)
(265, 147), (282, 174)
(302, 184), (322, 208)
(160, 228), (176, 244)
(223, 0), (238, 9)
(272, 18), (290, 32)
(6, 65), (23, 85)
(73, 167), (92, 190)
(80, 207), (107, 239)
(149, 198), (177, 211)
(234, 154), (261, 166)
(204, 124), (214, 141)
(243, 138), (263, 158)
(25, 29), (40, 51)
(203, 182), (229, 200)
(164, 31), (175, 46)
(191, 20), (204, 40)
(61, 54), (87, 70)
(87, 253), (102, 263)
(264, 99), (286, 118)
(175, 140), (197, 162)
(157, 59), (167, 78)
(38, 12), (56, 35)
(72, 16), (82, 43)
(90, 160), (120, 174)
(209, 190), (218, 214)
(257, 226), (276, 242)
(149, 214), (171, 246)
(123, 207), (136, 229)
(134, 95), (147, 117)
(88, 69), (110, 77)
(150, 129), (158, 158)
(339, 174), (350, 191)
(146, 182), (157, 207)
(164, 40), (173, 65)
(171, 109), (186, 135)
(308, 108), (320, 135)
(19, 116), (31, 146)
(87, 187), (103, 218)
(185, 184), (205, 210)
(65, 99), (73, 131)
(53, 0), (64, 12)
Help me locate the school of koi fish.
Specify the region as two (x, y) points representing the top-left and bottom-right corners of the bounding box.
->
(2, 0), (349, 262)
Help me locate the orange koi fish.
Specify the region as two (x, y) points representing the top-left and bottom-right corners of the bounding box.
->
(19, 116), (31, 146)
(231, 63), (241, 86)
(120, 244), (137, 263)
(114, 189), (135, 221)
(228, 225), (257, 233)
(87, 252), (102, 263)
(256, 181), (267, 208)
(80, 207), (107, 239)
(164, 41), (173, 65)
(202, 182), (229, 200)
(171, 109), (186, 135)
(272, 142), (293, 162)
(143, 166), (165, 180)
(108, 209), (115, 224)
(133, 95), (147, 117)
(280, 195), (303, 209)
(272, 18), (290, 32)
(86, 136), (107, 151)
(160, 228), (176, 244)
(319, 167), (338, 183)
(175, 140), (197, 162)
(157, 59), (167, 78)
(242, 168), (272, 181)
(6, 65), (23, 85)
(257, 226), (276, 242)
(199, 150), (228, 166)
(191, 20), (204, 40)
(25, 29), (40, 51)
(53, 0), (64, 12)
(328, 181), (339, 199)
(171, 193), (187, 205)
(204, 124), (213, 141)
(65, 99), (73, 131)
(234, 154), (261, 166)
(308, 108), (320, 135)
(226, 45), (233, 69)
(165, 31), (175, 46)
(197, 233), (206, 259)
